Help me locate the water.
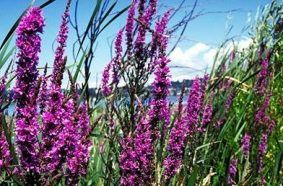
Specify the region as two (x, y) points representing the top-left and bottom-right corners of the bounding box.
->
(168, 95), (188, 104)
(5, 96), (186, 116)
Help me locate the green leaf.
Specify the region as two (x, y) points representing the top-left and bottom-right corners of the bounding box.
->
(73, 51), (87, 83)
(76, 0), (103, 57)
(0, 47), (15, 70)
(187, 165), (199, 186)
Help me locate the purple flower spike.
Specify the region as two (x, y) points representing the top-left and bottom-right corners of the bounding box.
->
(163, 118), (187, 180)
(0, 131), (12, 171)
(120, 31), (172, 185)
(14, 7), (44, 173)
(228, 157), (238, 185)
(255, 95), (270, 124)
(155, 10), (171, 54)
(258, 133), (268, 186)
(225, 91), (235, 110)
(241, 133), (251, 159)
(125, 0), (136, 58)
(134, 0), (157, 54)
(163, 76), (207, 181)
(41, 87), (66, 173)
(151, 56), (171, 130)
(66, 103), (92, 184)
(101, 62), (112, 96)
(119, 136), (139, 186)
(186, 77), (203, 135)
(137, 0), (146, 18)
(150, 9), (171, 64)
(51, 0), (71, 87)
(256, 58), (269, 95)
(112, 29), (123, 85)
(134, 118), (155, 183)
(200, 103), (213, 132)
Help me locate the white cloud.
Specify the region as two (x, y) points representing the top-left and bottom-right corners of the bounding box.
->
(169, 42), (215, 80)
(169, 42), (212, 68)
(238, 38), (252, 50)
(168, 38), (252, 81)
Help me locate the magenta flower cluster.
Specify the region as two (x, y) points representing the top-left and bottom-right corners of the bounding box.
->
(51, 0), (71, 87)
(125, 0), (136, 58)
(13, 7), (44, 173)
(163, 75), (208, 180)
(119, 5), (172, 184)
(228, 157), (238, 185)
(40, 0), (92, 182)
(256, 58), (269, 95)
(0, 131), (11, 170)
(112, 29), (124, 85)
(258, 133), (268, 186)
(241, 133), (251, 159)
(11, 2), (92, 184)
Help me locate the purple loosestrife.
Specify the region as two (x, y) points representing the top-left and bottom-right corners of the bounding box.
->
(119, 136), (139, 185)
(198, 74), (210, 132)
(133, 118), (155, 183)
(119, 3), (171, 185)
(0, 131), (11, 171)
(43, 96), (78, 179)
(163, 118), (187, 180)
(66, 103), (92, 184)
(256, 58), (269, 95)
(147, 11), (172, 133)
(176, 82), (185, 120)
(258, 133), (268, 186)
(101, 62), (112, 96)
(49, 98), (75, 173)
(149, 10), (171, 68)
(200, 103), (213, 132)
(41, 1), (71, 173)
(163, 86), (186, 181)
(163, 76), (206, 180)
(150, 56), (171, 131)
(134, 0), (157, 54)
(155, 10), (171, 55)
(41, 87), (65, 172)
(51, 0), (71, 87)
(241, 133), (251, 159)
(186, 77), (203, 135)
(125, 0), (136, 58)
(137, 0), (146, 18)
(163, 75), (208, 180)
(255, 95), (270, 124)
(228, 158), (238, 185)
(225, 91), (235, 110)
(126, 31), (171, 185)
(112, 29), (123, 85)
(14, 7), (44, 172)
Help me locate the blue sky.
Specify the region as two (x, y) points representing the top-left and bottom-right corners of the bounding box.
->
(0, 0), (272, 86)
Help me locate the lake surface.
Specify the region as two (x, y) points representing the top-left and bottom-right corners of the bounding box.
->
(6, 96), (187, 116)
